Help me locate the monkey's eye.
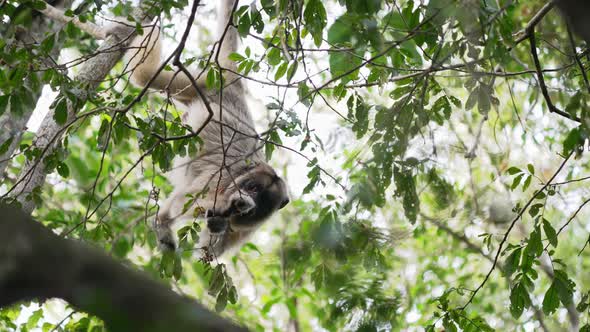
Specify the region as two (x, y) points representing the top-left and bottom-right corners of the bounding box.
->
(243, 182), (261, 193)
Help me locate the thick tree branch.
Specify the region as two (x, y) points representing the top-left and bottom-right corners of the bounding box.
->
(513, 2), (555, 45)
(0, 204), (247, 332)
(38, 2), (107, 39)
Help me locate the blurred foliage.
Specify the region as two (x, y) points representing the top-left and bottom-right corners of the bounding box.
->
(1, 0), (590, 331)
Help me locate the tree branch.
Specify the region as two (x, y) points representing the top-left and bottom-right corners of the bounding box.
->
(513, 1), (555, 45)
(6, 5), (148, 214)
(37, 2), (107, 39)
(0, 203), (247, 332)
(529, 31), (581, 123)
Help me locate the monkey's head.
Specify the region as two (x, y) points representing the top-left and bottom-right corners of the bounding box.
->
(221, 163), (289, 230)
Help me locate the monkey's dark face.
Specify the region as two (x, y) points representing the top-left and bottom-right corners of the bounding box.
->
(226, 164), (289, 228)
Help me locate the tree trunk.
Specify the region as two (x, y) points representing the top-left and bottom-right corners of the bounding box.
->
(556, 0), (590, 44)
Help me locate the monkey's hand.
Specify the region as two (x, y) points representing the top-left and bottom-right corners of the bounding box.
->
(206, 215), (229, 234)
(205, 196), (254, 234)
(205, 209), (229, 233)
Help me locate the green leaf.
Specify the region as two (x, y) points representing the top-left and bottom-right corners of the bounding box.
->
(228, 286), (238, 304)
(511, 173), (523, 191)
(506, 167), (521, 175)
(112, 237), (130, 258)
(215, 287), (228, 312)
(56, 162), (69, 178)
(159, 250), (175, 278)
(26, 309), (43, 329)
(208, 264), (225, 296)
(96, 119), (110, 151)
(173, 254), (182, 281)
(274, 62), (288, 81)
(345, 0), (382, 14)
(267, 47), (281, 66)
(509, 282), (531, 319)
(577, 293), (589, 312)
(504, 247), (521, 277)
(328, 51), (362, 83)
(286, 61), (298, 82)
(53, 98), (68, 125)
(562, 127), (584, 156)
(228, 52), (245, 62)
(442, 317), (457, 332)
(40, 34), (56, 54)
(528, 203), (543, 218)
(0, 95), (9, 116)
(304, 0), (327, 47)
(553, 269), (575, 306)
(241, 242), (262, 255)
(311, 263), (329, 289)
(525, 226), (543, 258)
(527, 163), (535, 175)
(542, 283), (559, 315)
(0, 137), (14, 155)
(237, 9), (251, 38)
(31, 0), (47, 10)
(10, 94), (23, 116)
(250, 9), (264, 33)
(522, 175), (532, 191)
(543, 219), (558, 247)
(394, 166), (420, 224)
(465, 87), (478, 111)
(265, 130), (281, 161)
(297, 82), (311, 107)
(477, 86), (491, 115)
(206, 68), (218, 89)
